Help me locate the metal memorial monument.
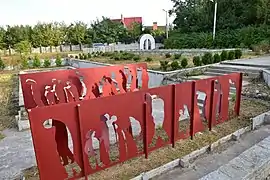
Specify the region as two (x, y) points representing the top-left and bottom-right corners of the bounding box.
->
(20, 63), (242, 179)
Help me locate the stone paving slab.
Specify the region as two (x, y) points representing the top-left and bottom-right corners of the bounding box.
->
(200, 136), (270, 180)
(0, 129), (35, 180)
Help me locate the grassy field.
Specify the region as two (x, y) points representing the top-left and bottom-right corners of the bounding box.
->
(0, 71), (18, 139)
(23, 97), (269, 180)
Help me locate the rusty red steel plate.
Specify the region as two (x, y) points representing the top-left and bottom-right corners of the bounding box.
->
(20, 63), (149, 109)
(78, 91), (145, 175)
(28, 103), (84, 180)
(26, 72), (242, 179)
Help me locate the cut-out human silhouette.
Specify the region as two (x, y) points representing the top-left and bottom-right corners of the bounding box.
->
(145, 93), (169, 146)
(43, 119), (81, 178)
(26, 79), (44, 107)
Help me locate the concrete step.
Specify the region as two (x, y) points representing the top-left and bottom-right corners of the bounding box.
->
(216, 63), (265, 71)
(206, 68), (260, 77)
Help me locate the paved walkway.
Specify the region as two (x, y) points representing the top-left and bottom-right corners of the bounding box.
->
(0, 129), (35, 180)
(223, 55), (270, 68)
(156, 124), (270, 180)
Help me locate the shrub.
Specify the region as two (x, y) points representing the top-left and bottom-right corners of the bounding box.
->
(43, 58), (51, 68)
(83, 54), (88, 59)
(234, 49), (242, 59)
(33, 54), (41, 68)
(171, 61), (180, 70)
(220, 50), (228, 61)
(228, 50), (235, 60)
(114, 56), (120, 61)
(79, 54), (84, 59)
(202, 52), (213, 65)
(213, 54), (221, 63)
(87, 53), (92, 59)
(21, 56), (28, 69)
(160, 60), (170, 71)
(55, 54), (62, 66)
(165, 53), (171, 58)
(75, 55), (78, 59)
(145, 57), (153, 62)
(174, 54), (181, 60)
(133, 55), (141, 62)
(0, 57), (5, 70)
(193, 56), (202, 66)
(181, 58), (188, 68)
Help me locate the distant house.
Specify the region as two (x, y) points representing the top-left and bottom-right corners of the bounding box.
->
(111, 14), (142, 29)
(144, 22), (166, 31)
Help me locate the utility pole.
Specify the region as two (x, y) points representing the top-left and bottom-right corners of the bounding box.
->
(163, 9), (169, 39)
(211, 0), (218, 40)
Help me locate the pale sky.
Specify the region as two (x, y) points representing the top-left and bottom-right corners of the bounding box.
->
(0, 0), (175, 27)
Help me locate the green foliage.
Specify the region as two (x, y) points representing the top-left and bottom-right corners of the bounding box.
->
(220, 51), (228, 61)
(165, 53), (171, 58)
(181, 58), (188, 68)
(171, 61), (180, 70)
(43, 58), (51, 68)
(228, 51), (235, 60)
(160, 60), (170, 71)
(234, 49), (243, 59)
(193, 56), (202, 66)
(121, 52), (135, 60)
(114, 55), (120, 61)
(174, 54), (181, 60)
(32, 54), (41, 68)
(251, 40), (270, 53)
(0, 57), (5, 70)
(83, 54), (88, 59)
(21, 56), (29, 69)
(55, 54), (62, 66)
(202, 52), (213, 65)
(14, 40), (31, 55)
(165, 25), (270, 49)
(213, 54), (221, 63)
(133, 55), (141, 62)
(79, 54), (84, 59)
(87, 53), (92, 59)
(145, 57), (153, 62)
(172, 0), (270, 33)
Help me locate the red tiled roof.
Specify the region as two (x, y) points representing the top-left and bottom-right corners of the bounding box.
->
(123, 17), (142, 28)
(111, 17), (142, 29)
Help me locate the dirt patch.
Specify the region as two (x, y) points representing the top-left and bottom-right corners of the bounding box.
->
(22, 97), (269, 180)
(0, 72), (19, 132)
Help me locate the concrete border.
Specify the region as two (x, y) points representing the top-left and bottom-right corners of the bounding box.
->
(131, 111), (270, 180)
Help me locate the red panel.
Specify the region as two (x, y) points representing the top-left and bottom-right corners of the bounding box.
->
(77, 91), (145, 175)
(175, 81), (195, 140)
(210, 73), (242, 126)
(145, 85), (174, 151)
(192, 78), (214, 136)
(20, 63), (148, 109)
(28, 103), (84, 180)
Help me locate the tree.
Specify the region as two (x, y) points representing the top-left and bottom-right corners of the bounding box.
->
(128, 22), (142, 41)
(0, 57), (5, 70)
(14, 40), (31, 55)
(66, 22), (87, 46)
(91, 17), (130, 43)
(0, 27), (6, 49)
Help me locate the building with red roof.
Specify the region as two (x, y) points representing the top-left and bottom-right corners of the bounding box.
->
(111, 14), (142, 29)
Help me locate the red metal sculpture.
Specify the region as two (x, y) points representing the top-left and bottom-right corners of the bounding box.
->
(20, 63), (149, 109)
(24, 67), (243, 180)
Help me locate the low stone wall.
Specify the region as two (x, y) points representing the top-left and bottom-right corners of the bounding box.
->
(128, 48), (251, 56)
(263, 69), (270, 87)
